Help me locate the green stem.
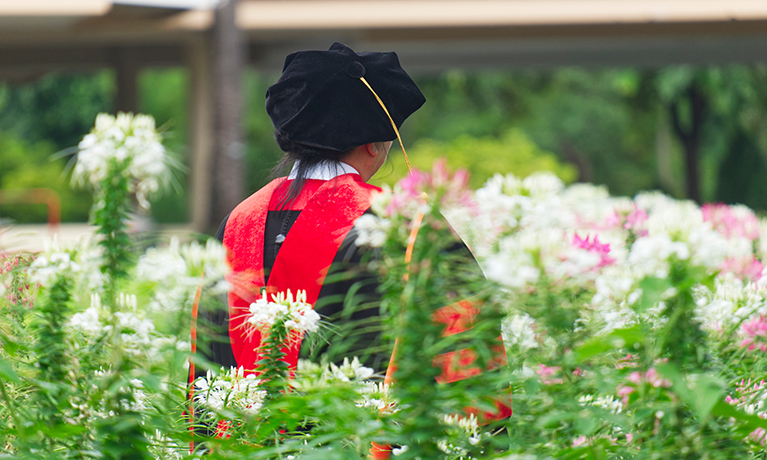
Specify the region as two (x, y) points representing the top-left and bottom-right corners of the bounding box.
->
(93, 159), (133, 297)
(0, 375), (27, 445)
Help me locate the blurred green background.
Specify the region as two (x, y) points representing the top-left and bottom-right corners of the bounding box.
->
(2, 64), (767, 228)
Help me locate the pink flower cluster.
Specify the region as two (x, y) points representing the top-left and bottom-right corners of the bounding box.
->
(720, 256), (765, 282)
(740, 315), (767, 352)
(725, 378), (767, 445)
(1, 254), (36, 308)
(617, 368), (672, 405)
(605, 205), (648, 237)
(615, 353), (639, 369)
(536, 364), (564, 385)
(572, 234), (616, 268)
(390, 159), (475, 216)
(725, 378), (766, 406)
(702, 203), (760, 241)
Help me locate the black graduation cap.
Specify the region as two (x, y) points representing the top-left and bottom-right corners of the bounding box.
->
(266, 42), (426, 153)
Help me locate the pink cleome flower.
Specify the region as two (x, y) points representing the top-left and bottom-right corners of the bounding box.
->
(750, 427), (767, 446)
(572, 234), (617, 268)
(604, 205), (648, 237)
(572, 435), (589, 447)
(389, 159), (476, 217)
(720, 256), (764, 282)
(536, 364), (564, 385)
(740, 316), (767, 352)
(702, 203), (760, 241)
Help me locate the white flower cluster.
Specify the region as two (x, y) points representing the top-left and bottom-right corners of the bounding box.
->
(246, 289), (320, 334)
(194, 366), (265, 415)
(74, 112), (169, 208)
(442, 413), (480, 445)
(578, 393), (623, 414)
(29, 238), (81, 287)
(354, 213), (391, 248)
(438, 172), (767, 342)
(67, 293), (188, 358)
(27, 237), (106, 294)
(134, 237), (230, 313)
(356, 381), (397, 413)
(502, 313), (539, 350)
(294, 357), (376, 387)
(76, 370), (152, 420)
(293, 357), (394, 412)
(695, 277), (767, 333)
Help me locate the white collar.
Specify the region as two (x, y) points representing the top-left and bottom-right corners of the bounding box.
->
(288, 160), (360, 180)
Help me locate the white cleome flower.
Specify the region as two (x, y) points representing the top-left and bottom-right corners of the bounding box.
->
(502, 313), (539, 350)
(28, 237), (81, 286)
(74, 112), (170, 209)
(326, 357), (376, 382)
(521, 172), (564, 198)
(694, 278), (767, 332)
(247, 289), (320, 334)
(135, 237), (231, 312)
(194, 367), (265, 415)
(354, 213), (391, 248)
(627, 234), (690, 278)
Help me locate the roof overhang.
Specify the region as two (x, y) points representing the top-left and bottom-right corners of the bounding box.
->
(1, 0), (767, 79)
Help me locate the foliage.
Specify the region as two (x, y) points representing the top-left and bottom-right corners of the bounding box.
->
(5, 65), (767, 226)
(0, 72), (113, 150)
(137, 68), (190, 224)
(0, 131), (92, 223)
(5, 110), (767, 459)
(374, 129), (577, 188)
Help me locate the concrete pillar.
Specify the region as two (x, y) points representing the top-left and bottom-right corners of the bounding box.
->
(210, 0), (245, 231)
(114, 47), (140, 114)
(187, 35), (215, 233)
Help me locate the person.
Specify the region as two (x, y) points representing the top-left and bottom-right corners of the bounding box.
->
(203, 42), (426, 374)
(198, 42), (510, 458)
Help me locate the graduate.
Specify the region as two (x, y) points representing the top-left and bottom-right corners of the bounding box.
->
(199, 45), (510, 454)
(206, 42), (426, 374)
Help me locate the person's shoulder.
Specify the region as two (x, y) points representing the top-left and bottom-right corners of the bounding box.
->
(343, 174), (382, 194)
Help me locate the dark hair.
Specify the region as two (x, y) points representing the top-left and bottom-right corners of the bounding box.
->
(271, 130), (350, 209)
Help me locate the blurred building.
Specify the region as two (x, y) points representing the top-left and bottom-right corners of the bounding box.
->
(2, 0), (767, 232)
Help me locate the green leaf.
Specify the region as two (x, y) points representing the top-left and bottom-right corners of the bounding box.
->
(575, 325), (645, 361)
(657, 364), (724, 420)
(0, 333), (21, 356)
(635, 277), (672, 314)
(711, 399), (767, 436)
(0, 358), (20, 382)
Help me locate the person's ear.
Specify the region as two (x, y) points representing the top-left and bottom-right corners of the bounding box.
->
(364, 143), (379, 157)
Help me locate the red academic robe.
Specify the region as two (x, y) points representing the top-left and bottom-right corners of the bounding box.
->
(213, 172), (510, 454)
(223, 174), (380, 372)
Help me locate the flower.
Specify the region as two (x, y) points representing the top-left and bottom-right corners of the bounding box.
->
(568, 233), (616, 271)
(194, 366), (265, 415)
(354, 213), (391, 248)
(74, 112), (170, 209)
(326, 357), (375, 382)
(246, 289), (320, 335)
(135, 237), (231, 312)
(502, 313), (539, 350)
(536, 364), (563, 385)
(623, 368), (671, 389)
(572, 435), (589, 447)
(740, 315), (767, 352)
(721, 256), (765, 282)
(379, 159), (475, 222)
(702, 203), (760, 241)
(28, 238), (81, 286)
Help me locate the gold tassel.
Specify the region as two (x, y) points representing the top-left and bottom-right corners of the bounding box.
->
(359, 76), (413, 175)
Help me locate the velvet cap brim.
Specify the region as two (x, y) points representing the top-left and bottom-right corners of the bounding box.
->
(266, 42), (426, 152)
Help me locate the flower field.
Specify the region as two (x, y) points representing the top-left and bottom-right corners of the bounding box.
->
(2, 114), (767, 459)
